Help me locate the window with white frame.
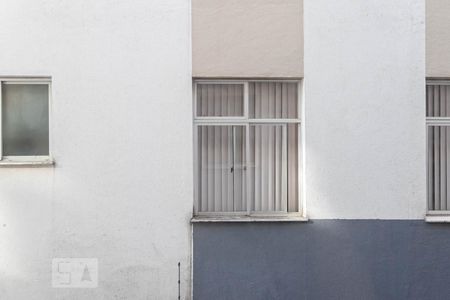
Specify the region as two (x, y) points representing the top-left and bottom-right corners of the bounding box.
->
(0, 79), (51, 163)
(426, 80), (450, 213)
(193, 80), (301, 216)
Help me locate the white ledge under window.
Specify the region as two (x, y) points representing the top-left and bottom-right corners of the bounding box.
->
(191, 214), (308, 223)
(0, 156), (54, 167)
(425, 212), (450, 223)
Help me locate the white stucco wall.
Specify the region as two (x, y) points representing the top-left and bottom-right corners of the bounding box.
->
(0, 1), (192, 299)
(304, 0), (426, 219)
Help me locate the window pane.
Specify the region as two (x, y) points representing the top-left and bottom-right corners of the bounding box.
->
(2, 84), (49, 156)
(249, 124), (298, 212)
(427, 85), (450, 117)
(197, 125), (246, 212)
(427, 125), (450, 210)
(249, 82), (298, 119)
(287, 124), (299, 212)
(196, 84), (244, 117)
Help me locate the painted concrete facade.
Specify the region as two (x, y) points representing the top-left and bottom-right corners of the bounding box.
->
(194, 221), (450, 300)
(192, 0), (303, 78)
(192, 0), (426, 218)
(0, 0), (448, 299)
(427, 0), (450, 77)
(193, 1), (433, 299)
(0, 1), (192, 299)
(304, 0), (425, 219)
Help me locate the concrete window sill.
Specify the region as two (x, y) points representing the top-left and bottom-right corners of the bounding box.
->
(191, 215), (308, 223)
(425, 214), (450, 223)
(0, 159), (55, 167)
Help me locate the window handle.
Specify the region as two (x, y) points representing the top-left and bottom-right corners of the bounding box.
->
(231, 166), (234, 173)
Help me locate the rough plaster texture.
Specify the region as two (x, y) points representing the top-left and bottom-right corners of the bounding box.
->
(304, 0), (426, 219)
(426, 0), (450, 77)
(0, 1), (192, 299)
(194, 221), (450, 300)
(192, 0), (303, 78)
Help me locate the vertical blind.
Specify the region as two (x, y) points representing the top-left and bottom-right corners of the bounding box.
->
(427, 84), (450, 210)
(249, 124), (288, 212)
(195, 81), (299, 214)
(249, 82), (298, 119)
(197, 126), (246, 212)
(196, 84), (244, 117)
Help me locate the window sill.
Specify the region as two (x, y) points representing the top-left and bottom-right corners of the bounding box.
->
(425, 214), (450, 223)
(191, 215), (308, 223)
(0, 159), (54, 167)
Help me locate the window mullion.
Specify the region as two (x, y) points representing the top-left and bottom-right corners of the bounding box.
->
(245, 123), (251, 215)
(244, 82), (249, 120)
(0, 80), (2, 160)
(193, 124), (199, 215)
(232, 126), (236, 211)
(281, 124), (288, 212)
(244, 82), (251, 215)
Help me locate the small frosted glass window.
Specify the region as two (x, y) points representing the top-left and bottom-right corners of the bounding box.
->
(2, 84), (49, 156)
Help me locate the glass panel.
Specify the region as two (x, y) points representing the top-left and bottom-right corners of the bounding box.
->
(248, 124), (298, 212)
(2, 84), (49, 156)
(287, 124), (299, 212)
(426, 85), (450, 117)
(427, 126), (450, 211)
(196, 84), (244, 117)
(249, 82), (298, 119)
(197, 125), (246, 212)
(249, 124), (286, 212)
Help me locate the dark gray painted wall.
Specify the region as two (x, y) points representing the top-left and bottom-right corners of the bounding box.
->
(193, 221), (450, 300)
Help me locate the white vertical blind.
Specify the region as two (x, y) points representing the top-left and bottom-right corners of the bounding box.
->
(197, 125), (246, 212)
(195, 81), (300, 214)
(233, 126), (246, 211)
(249, 82), (297, 119)
(427, 126), (450, 210)
(197, 84), (244, 117)
(249, 125), (287, 212)
(249, 82), (298, 212)
(287, 124), (299, 212)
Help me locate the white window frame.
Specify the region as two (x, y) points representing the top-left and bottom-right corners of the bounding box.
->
(192, 79), (306, 222)
(0, 77), (53, 166)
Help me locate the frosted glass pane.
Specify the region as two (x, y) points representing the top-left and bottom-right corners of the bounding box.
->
(2, 84), (49, 156)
